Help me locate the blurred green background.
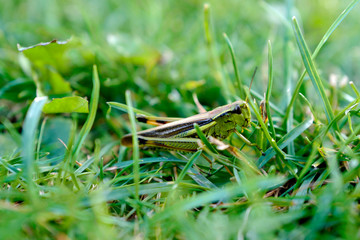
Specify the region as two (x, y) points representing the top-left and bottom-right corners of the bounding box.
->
(1, 0), (359, 115)
(1, 0), (360, 239)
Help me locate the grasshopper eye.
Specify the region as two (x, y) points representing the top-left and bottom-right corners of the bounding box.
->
(232, 104), (242, 114)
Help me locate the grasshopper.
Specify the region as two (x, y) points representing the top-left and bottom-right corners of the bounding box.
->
(121, 100), (251, 152)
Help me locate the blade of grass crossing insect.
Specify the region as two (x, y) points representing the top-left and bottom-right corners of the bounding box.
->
(246, 90), (287, 166)
(292, 17), (337, 132)
(223, 33), (245, 99)
(194, 123), (218, 154)
(125, 90), (140, 201)
(175, 150), (202, 186)
(22, 96), (48, 203)
(284, 0), (359, 123)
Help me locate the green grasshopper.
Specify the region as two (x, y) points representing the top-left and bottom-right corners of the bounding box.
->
(121, 100), (251, 152)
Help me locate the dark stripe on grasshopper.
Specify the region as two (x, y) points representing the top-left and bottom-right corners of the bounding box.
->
(136, 115), (149, 123)
(211, 103), (242, 120)
(121, 118), (214, 147)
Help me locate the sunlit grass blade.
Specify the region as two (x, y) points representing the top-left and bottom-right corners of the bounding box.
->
(21, 96), (48, 202)
(349, 81), (360, 98)
(107, 101), (153, 116)
(292, 17), (337, 131)
(282, 0), (295, 157)
(223, 33), (245, 99)
(266, 40), (276, 138)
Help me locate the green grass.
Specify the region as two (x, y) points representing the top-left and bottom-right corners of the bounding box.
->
(1, 0), (360, 239)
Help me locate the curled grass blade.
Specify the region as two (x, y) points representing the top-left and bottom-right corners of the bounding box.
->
(22, 96), (48, 202)
(72, 65), (100, 162)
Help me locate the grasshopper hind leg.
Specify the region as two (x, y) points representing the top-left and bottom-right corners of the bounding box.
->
(136, 114), (183, 126)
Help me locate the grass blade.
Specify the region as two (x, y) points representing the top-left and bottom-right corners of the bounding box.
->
(175, 150), (202, 185)
(223, 33), (245, 99)
(257, 117), (313, 167)
(194, 123), (218, 154)
(203, 3), (232, 101)
(125, 90), (140, 200)
(284, 0), (359, 123)
(246, 91), (286, 160)
(107, 101), (153, 116)
(266, 40), (276, 138)
(183, 166), (218, 189)
(292, 17), (337, 131)
(108, 157), (187, 169)
(72, 65), (100, 162)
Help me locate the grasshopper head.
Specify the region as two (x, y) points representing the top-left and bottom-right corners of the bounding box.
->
(229, 101), (251, 128)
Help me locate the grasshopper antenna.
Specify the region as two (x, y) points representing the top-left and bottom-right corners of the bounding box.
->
(245, 66), (257, 103)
